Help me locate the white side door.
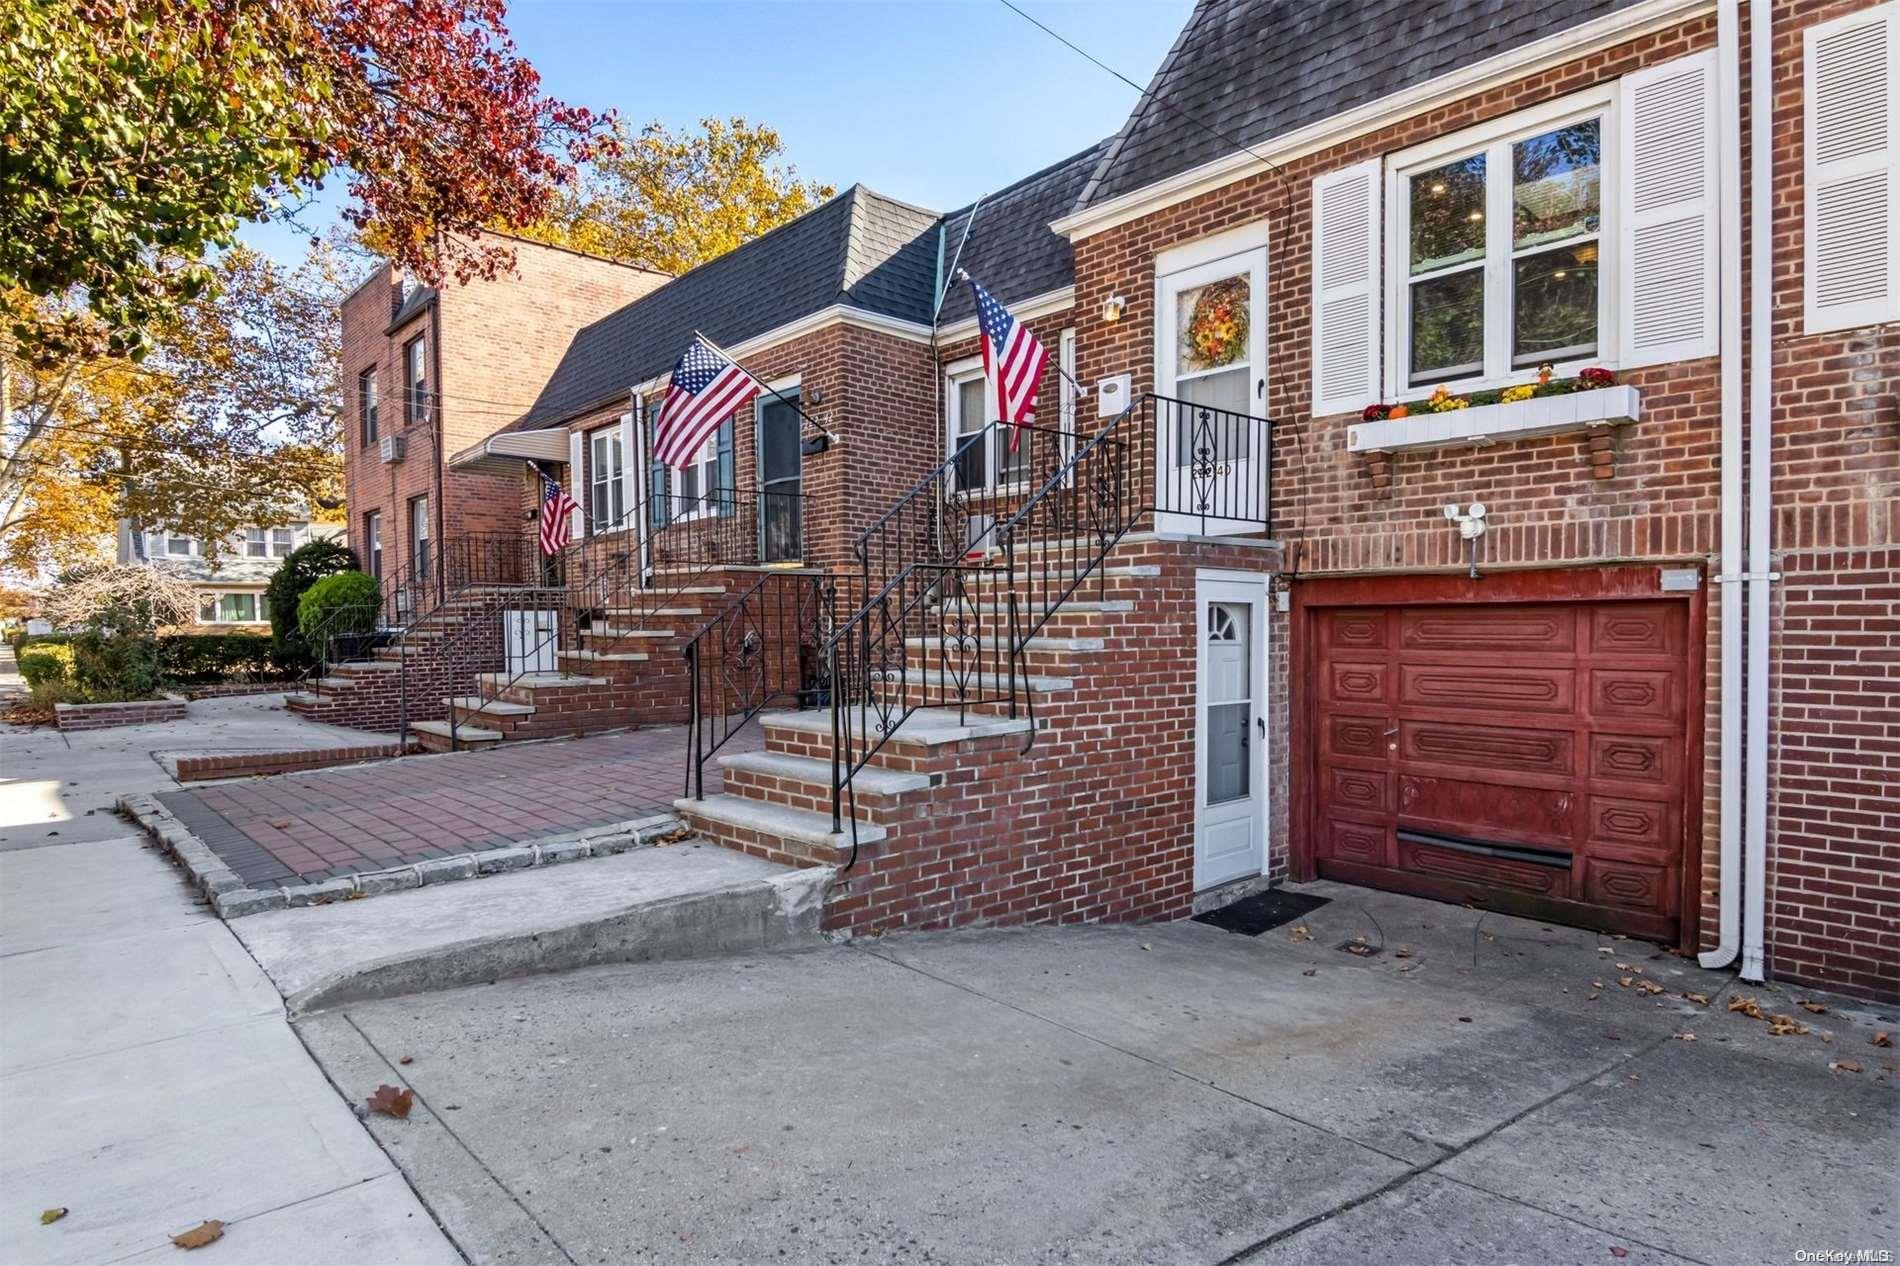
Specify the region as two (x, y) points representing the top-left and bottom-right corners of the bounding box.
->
(504, 609), (558, 676)
(1195, 575), (1268, 889)
(1156, 247), (1268, 534)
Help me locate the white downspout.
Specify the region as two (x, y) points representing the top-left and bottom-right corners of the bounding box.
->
(1701, 0), (1746, 971)
(1740, 0), (1774, 983)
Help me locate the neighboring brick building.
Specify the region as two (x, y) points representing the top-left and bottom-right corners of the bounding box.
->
(331, 0), (1896, 999)
(337, 233), (666, 609)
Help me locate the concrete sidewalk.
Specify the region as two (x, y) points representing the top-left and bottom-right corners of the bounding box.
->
(2, 697), (459, 1264)
(2, 693), (390, 852)
(0, 833), (463, 1265)
(304, 884), (1899, 1266)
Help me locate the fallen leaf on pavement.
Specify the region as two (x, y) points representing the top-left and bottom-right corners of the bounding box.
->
(1875, 1033), (1892, 1048)
(399, 1055), (413, 1065)
(1684, 992), (1710, 1006)
(1767, 1014), (1809, 1037)
(1393, 947), (1413, 959)
(269, 820), (290, 830)
(366, 1084), (414, 1118)
(1673, 1032), (1696, 1041)
(1288, 925), (1311, 943)
(1618, 976), (1634, 988)
(1140, 943), (1151, 951)
(1587, 992), (1601, 1001)
(1457, 1016), (1472, 1023)
(172, 1221), (224, 1249)
(1301, 968), (1317, 977)
(40, 1208), (67, 1225)
(1798, 1001), (1828, 1014)
(1729, 995), (1765, 1019)
(1830, 1060), (1863, 1074)
(1610, 1247), (1629, 1259)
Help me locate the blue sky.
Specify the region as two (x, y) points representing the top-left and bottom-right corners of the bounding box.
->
(241, 0), (1195, 267)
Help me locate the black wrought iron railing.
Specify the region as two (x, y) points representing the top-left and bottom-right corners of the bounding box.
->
(682, 569), (828, 798)
(680, 393), (1272, 857)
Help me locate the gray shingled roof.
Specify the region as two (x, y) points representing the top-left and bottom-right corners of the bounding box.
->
(514, 186), (939, 429)
(936, 141), (1109, 326)
(1077, 0), (1649, 211)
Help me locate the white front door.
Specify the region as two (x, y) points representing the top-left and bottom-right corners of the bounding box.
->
(1195, 575), (1268, 889)
(504, 609), (558, 676)
(1156, 247), (1268, 534)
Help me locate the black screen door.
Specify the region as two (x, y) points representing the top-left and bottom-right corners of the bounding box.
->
(758, 396), (802, 563)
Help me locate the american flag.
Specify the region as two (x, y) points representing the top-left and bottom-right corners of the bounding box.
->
(539, 472), (579, 555)
(653, 334), (758, 469)
(972, 277), (1049, 448)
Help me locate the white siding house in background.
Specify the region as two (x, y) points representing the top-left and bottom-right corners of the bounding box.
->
(116, 516), (347, 631)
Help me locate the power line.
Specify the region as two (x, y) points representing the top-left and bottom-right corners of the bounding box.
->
(996, 0), (1287, 182)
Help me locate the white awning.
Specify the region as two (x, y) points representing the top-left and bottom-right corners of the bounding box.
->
(448, 427), (571, 474)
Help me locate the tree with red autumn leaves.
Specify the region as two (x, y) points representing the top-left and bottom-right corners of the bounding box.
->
(1, 0), (614, 360)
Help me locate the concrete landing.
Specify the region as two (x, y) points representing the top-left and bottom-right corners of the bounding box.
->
(232, 842), (832, 1014)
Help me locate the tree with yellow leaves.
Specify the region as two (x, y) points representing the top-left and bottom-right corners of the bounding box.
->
(517, 117), (835, 276)
(2, 245), (345, 578)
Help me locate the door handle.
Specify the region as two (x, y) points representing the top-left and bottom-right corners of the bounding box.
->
(1383, 727), (1400, 737)
(1257, 716), (1266, 736)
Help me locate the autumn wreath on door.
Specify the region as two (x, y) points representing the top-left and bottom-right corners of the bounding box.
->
(1183, 276), (1251, 371)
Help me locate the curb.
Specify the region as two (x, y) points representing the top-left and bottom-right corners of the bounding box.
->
(117, 791), (684, 919)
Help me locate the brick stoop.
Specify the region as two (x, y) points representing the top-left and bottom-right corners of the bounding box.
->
(417, 574), (765, 752)
(669, 534), (1275, 937)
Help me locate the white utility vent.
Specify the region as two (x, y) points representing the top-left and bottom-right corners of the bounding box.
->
(379, 435), (406, 465)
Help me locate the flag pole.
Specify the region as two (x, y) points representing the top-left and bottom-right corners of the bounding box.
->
(692, 330), (838, 445)
(952, 267), (1089, 400)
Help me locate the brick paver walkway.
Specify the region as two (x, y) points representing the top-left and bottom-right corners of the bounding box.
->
(155, 724), (767, 889)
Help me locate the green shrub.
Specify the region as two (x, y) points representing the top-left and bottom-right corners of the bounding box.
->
(159, 633), (291, 684)
(267, 538), (360, 669)
(298, 571), (381, 650)
(71, 630), (163, 698)
(18, 641), (74, 688)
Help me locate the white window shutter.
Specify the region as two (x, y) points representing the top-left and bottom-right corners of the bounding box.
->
(1805, 4), (1898, 333)
(1311, 158), (1382, 416)
(1619, 51), (1720, 368)
(567, 429), (586, 538)
(617, 409), (636, 529)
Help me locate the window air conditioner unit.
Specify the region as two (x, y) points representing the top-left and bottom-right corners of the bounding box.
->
(380, 435), (406, 464)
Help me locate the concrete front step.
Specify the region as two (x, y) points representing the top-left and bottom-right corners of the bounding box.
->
(444, 695), (535, 717)
(719, 749), (932, 798)
(884, 670), (1074, 695)
(229, 842), (831, 1013)
(953, 599), (1133, 616)
(474, 671), (609, 692)
(408, 719), (504, 751)
(677, 793), (885, 860)
(583, 627), (675, 640)
(762, 705), (1034, 749)
(558, 649), (651, 665)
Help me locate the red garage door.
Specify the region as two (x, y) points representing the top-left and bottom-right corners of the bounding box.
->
(1307, 590), (1696, 943)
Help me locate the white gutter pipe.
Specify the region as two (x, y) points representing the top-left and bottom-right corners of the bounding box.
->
(1740, 0), (1774, 983)
(1701, 0), (1745, 971)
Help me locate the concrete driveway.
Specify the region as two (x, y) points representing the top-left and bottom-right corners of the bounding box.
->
(299, 881), (1897, 1266)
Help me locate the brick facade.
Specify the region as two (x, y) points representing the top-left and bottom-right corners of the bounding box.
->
(339, 236), (666, 595)
(326, 2), (1893, 999)
(1061, 1), (1895, 997)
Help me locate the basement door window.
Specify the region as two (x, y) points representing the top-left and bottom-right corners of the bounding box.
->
(589, 426), (626, 530)
(1204, 603), (1251, 804)
(1395, 107), (1607, 390)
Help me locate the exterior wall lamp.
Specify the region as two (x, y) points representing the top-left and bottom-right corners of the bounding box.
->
(1102, 294), (1126, 323)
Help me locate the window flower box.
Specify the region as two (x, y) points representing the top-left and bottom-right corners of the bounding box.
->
(1347, 384), (1641, 455)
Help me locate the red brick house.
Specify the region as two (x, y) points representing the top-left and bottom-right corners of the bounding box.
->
(325, 0), (1897, 1000)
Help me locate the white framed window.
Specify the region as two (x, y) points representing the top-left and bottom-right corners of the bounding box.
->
(1386, 90), (1616, 395)
(672, 430), (721, 512)
(944, 356), (1027, 492)
(272, 527), (296, 556)
(244, 528), (268, 558)
(588, 426), (625, 529)
(199, 592), (261, 623)
(364, 511), (382, 580)
(165, 534), (195, 557)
